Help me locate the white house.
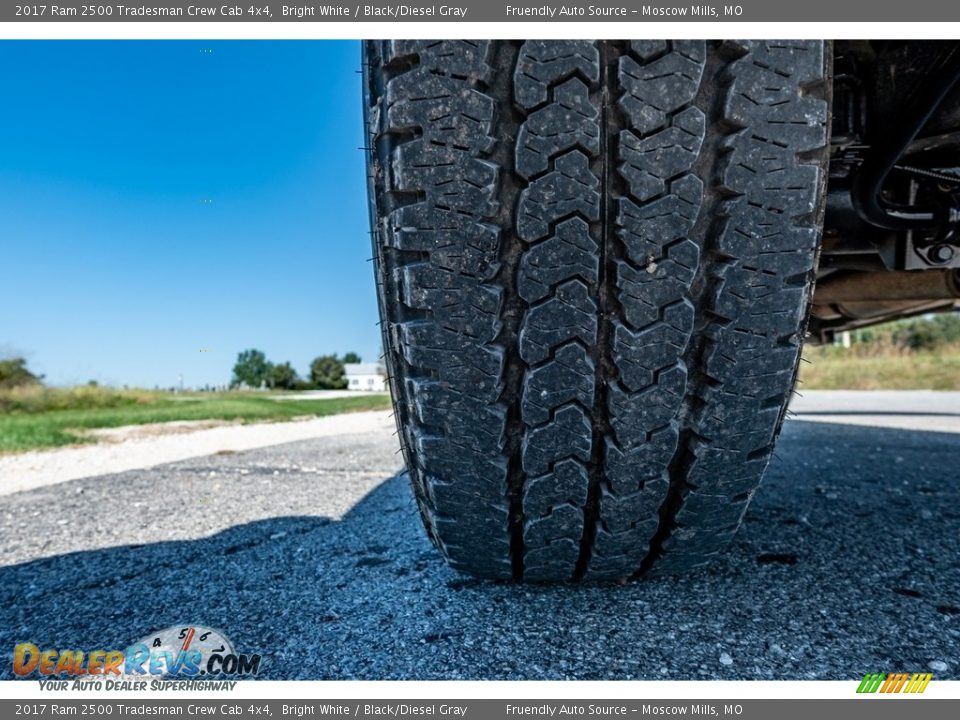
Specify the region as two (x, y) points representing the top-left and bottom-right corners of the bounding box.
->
(344, 362), (387, 392)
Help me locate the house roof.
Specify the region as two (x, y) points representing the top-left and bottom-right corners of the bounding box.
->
(344, 363), (385, 376)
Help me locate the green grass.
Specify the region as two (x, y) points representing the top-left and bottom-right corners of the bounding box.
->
(0, 387), (391, 454)
(799, 344), (960, 390)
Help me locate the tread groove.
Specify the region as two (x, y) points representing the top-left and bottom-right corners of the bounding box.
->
(573, 41), (615, 581)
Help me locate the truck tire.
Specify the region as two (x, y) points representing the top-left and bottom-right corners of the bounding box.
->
(363, 40), (831, 581)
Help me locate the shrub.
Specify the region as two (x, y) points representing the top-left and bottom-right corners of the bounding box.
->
(309, 355), (347, 390)
(267, 361), (299, 390)
(0, 357), (42, 389)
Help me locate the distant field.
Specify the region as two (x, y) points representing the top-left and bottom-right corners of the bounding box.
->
(0, 386), (391, 453)
(799, 345), (960, 390)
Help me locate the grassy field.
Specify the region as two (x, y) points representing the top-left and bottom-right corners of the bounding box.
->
(0, 386), (391, 454)
(799, 344), (960, 390)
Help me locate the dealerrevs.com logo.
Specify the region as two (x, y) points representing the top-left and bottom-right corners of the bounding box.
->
(13, 625), (261, 688)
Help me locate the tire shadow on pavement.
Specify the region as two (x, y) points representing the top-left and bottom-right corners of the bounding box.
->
(1, 421), (958, 681)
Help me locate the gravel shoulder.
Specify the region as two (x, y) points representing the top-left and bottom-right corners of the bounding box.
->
(0, 410), (395, 497)
(789, 390), (960, 433)
(0, 392), (957, 680)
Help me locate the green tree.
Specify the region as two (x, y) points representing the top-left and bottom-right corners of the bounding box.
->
(342, 352), (362, 364)
(231, 349), (271, 389)
(0, 357), (43, 389)
(309, 354), (347, 389)
(893, 313), (960, 351)
(268, 361), (299, 390)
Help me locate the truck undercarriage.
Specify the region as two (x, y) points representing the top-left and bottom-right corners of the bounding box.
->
(814, 40), (960, 340)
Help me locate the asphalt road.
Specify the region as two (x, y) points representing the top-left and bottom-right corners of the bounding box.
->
(2, 391), (958, 680)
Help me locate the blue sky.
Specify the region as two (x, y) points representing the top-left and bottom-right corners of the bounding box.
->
(0, 40), (379, 388)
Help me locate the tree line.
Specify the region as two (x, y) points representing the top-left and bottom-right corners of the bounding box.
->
(846, 313), (960, 352)
(230, 349), (362, 390)
(0, 352), (368, 393)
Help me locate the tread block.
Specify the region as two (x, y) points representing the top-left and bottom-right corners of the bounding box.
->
(612, 304), (694, 391)
(388, 205), (502, 281)
(408, 379), (506, 452)
(393, 143), (499, 217)
(524, 539), (581, 582)
(616, 249), (698, 331)
(514, 40), (600, 110)
(605, 426), (678, 482)
(517, 151), (601, 242)
(618, 41), (706, 133)
(617, 174), (703, 262)
(524, 504), (583, 548)
(400, 264), (502, 338)
(516, 78), (601, 179)
(384, 40), (494, 83)
(523, 458), (591, 514)
(521, 342), (595, 427)
(386, 77), (496, 154)
(618, 108), (706, 202)
(521, 403), (592, 478)
(518, 218), (599, 304)
(607, 364), (687, 442)
(520, 280), (598, 365)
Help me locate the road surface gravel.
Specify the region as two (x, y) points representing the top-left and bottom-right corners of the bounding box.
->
(1, 391), (957, 680)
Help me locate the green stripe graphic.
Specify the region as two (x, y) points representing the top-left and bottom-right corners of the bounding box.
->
(857, 673), (885, 693)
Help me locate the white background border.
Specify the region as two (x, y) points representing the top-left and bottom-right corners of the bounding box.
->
(1, 18), (957, 701)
